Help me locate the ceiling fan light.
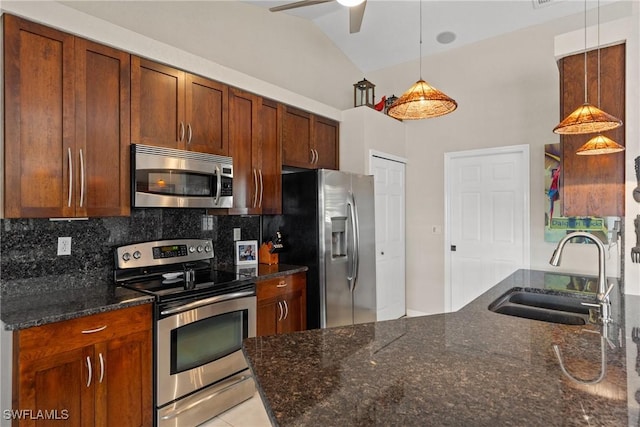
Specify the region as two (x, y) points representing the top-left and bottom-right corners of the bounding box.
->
(553, 103), (623, 135)
(337, 0), (365, 6)
(387, 79), (457, 120)
(576, 134), (625, 155)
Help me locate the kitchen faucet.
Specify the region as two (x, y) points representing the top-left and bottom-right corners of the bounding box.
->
(549, 231), (615, 324)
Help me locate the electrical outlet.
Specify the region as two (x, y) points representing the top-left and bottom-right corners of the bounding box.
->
(233, 228), (241, 241)
(57, 237), (72, 256)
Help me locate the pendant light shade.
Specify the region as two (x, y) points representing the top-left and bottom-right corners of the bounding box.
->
(387, 79), (457, 120)
(576, 134), (625, 155)
(387, 0), (456, 121)
(553, 103), (622, 134)
(554, 0), (622, 135)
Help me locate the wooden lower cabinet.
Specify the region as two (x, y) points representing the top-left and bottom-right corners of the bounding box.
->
(256, 273), (307, 337)
(13, 304), (152, 427)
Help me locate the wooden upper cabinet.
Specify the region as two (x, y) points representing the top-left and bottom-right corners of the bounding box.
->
(131, 57), (229, 155)
(282, 106), (338, 170)
(282, 107), (313, 168)
(131, 58), (184, 149)
(559, 43), (625, 217)
(75, 39), (131, 217)
(259, 98), (283, 215)
(312, 116), (339, 170)
(229, 87), (259, 214)
(3, 15), (130, 219)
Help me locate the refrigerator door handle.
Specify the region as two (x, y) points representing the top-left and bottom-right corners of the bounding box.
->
(346, 193), (360, 292)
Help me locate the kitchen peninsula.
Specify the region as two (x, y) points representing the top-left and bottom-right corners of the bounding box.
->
(243, 269), (638, 426)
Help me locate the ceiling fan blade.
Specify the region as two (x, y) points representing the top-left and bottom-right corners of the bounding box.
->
(349, 0), (366, 34)
(269, 0), (334, 13)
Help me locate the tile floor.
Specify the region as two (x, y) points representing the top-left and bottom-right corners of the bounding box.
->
(199, 392), (271, 427)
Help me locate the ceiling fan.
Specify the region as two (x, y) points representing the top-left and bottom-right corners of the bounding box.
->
(269, 0), (367, 34)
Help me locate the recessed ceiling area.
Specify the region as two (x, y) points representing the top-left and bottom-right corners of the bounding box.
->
(246, 0), (629, 72)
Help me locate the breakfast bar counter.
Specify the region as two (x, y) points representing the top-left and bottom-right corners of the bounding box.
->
(243, 269), (640, 426)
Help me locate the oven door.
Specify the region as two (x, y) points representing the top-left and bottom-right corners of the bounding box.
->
(156, 292), (256, 407)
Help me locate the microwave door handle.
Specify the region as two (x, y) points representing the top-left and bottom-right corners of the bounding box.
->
(214, 165), (221, 206)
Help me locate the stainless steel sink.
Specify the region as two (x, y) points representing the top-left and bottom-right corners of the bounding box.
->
(488, 287), (592, 325)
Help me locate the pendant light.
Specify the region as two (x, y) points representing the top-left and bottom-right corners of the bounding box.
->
(553, 0), (622, 135)
(387, 0), (457, 120)
(576, 0), (625, 155)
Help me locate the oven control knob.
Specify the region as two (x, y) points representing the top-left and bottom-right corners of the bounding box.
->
(189, 246), (195, 253)
(204, 245), (211, 253)
(122, 252), (131, 262)
(197, 245), (203, 253)
(133, 251), (141, 260)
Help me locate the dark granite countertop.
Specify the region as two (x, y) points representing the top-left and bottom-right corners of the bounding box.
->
(243, 269), (640, 426)
(1, 264), (307, 331)
(1, 282), (153, 331)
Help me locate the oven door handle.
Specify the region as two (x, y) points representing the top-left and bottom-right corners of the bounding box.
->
(160, 290), (255, 316)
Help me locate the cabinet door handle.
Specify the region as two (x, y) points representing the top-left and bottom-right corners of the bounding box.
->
(86, 356), (92, 387)
(313, 149), (319, 164)
(283, 300), (289, 320)
(98, 353), (105, 383)
(79, 149), (85, 207)
(179, 122), (185, 142)
(253, 169), (258, 208)
(67, 148), (73, 208)
(258, 169), (263, 208)
(277, 280), (287, 288)
(81, 325), (107, 334)
(309, 149), (315, 164)
(277, 301), (283, 321)
(187, 123), (193, 144)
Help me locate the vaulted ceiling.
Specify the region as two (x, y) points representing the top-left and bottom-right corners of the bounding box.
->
(246, 0), (627, 72)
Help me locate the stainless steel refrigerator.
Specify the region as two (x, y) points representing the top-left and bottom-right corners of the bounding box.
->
(262, 169), (376, 329)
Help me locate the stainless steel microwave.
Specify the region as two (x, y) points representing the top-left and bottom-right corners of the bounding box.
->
(131, 144), (233, 209)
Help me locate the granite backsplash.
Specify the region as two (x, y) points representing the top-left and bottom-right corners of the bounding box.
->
(0, 209), (260, 297)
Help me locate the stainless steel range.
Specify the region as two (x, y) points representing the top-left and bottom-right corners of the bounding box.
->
(114, 239), (256, 427)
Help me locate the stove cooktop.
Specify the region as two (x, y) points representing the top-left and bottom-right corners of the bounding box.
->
(119, 267), (254, 303)
(114, 238), (255, 303)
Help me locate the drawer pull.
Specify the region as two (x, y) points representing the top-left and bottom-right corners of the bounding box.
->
(276, 281), (288, 288)
(81, 325), (107, 334)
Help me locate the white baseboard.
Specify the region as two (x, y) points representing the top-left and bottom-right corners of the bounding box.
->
(405, 309), (430, 318)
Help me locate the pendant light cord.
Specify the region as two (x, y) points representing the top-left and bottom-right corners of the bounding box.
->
(419, 0), (423, 80)
(597, 0), (601, 108)
(583, 0), (588, 103)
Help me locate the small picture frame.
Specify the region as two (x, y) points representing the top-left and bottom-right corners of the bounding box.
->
(235, 240), (258, 265)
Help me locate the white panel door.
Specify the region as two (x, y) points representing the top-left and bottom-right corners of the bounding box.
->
(371, 155), (406, 321)
(447, 146), (529, 311)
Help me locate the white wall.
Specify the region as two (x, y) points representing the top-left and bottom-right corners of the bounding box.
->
(367, 3), (638, 314)
(340, 107), (406, 175)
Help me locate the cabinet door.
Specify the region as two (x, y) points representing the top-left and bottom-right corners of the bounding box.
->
(3, 15), (76, 218)
(229, 88), (260, 214)
(17, 346), (95, 427)
(278, 273), (307, 334)
(75, 38), (131, 217)
(282, 107), (313, 168)
(94, 330), (152, 427)
(185, 75), (229, 155)
(312, 116), (339, 170)
(559, 44), (625, 217)
(278, 290), (306, 335)
(131, 57), (185, 149)
(257, 298), (279, 337)
(258, 99), (282, 214)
